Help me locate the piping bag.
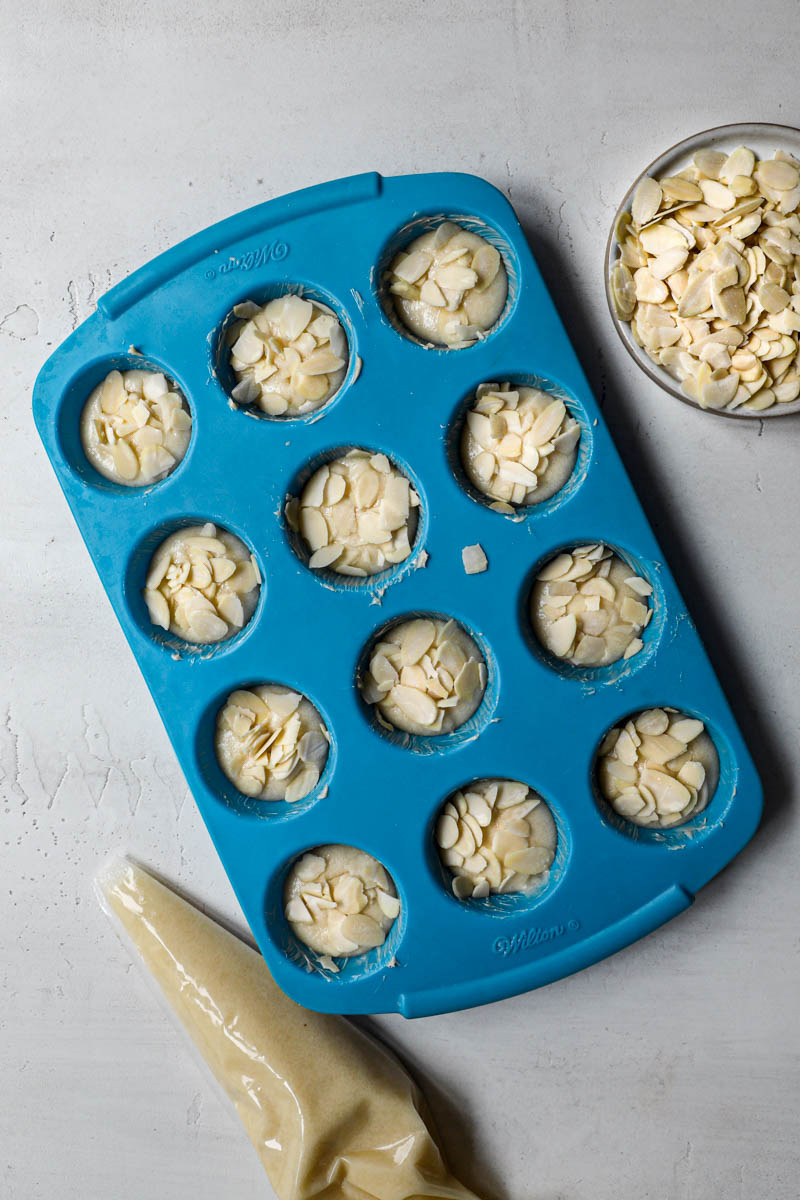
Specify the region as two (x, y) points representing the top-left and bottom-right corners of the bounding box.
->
(99, 859), (482, 1200)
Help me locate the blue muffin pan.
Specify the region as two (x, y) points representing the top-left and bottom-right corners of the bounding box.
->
(33, 171), (762, 1017)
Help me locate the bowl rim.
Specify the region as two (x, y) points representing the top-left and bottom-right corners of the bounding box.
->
(604, 120), (800, 420)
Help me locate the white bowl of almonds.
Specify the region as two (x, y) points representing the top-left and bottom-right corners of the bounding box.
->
(606, 122), (800, 418)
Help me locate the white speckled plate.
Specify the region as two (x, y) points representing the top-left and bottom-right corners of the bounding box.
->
(605, 122), (800, 420)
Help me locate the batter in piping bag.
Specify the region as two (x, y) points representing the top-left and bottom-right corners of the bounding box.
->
(99, 859), (482, 1200)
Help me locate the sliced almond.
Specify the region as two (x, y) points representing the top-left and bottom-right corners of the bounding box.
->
(631, 176), (662, 225)
(340, 914), (386, 949)
(389, 685), (439, 727)
(547, 613), (577, 658)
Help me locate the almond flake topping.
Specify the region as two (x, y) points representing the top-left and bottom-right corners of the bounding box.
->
(461, 543), (488, 574)
(597, 708), (718, 828)
(80, 369), (191, 486)
(215, 684), (328, 801)
(611, 144), (800, 412)
(532, 544), (652, 666)
(387, 222), (507, 348)
(436, 778), (557, 899)
(361, 616), (487, 736)
(143, 522), (260, 645)
(227, 293), (348, 416)
(293, 449), (419, 577)
(461, 382), (581, 506)
(284, 844), (399, 959)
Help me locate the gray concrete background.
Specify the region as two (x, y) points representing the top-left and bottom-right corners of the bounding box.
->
(2, 2), (798, 1197)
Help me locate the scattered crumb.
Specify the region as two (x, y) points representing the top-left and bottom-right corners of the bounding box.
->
(415, 549), (429, 569)
(318, 955), (339, 973)
(462, 543), (488, 575)
(488, 499), (515, 515)
(351, 355), (362, 384)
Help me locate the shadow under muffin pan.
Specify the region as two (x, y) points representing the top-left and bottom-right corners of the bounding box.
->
(33, 171), (762, 1018)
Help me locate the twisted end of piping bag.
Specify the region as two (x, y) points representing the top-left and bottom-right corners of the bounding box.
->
(97, 857), (485, 1200)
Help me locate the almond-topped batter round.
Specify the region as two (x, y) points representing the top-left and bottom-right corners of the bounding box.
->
(284, 844), (401, 959)
(143, 522), (260, 645)
(81, 368), (191, 485)
(461, 382), (580, 507)
(286, 449), (420, 577)
(215, 685), (328, 801)
(226, 294), (348, 416)
(531, 543), (652, 667)
(387, 221), (508, 347)
(436, 778), (557, 900)
(597, 707), (719, 827)
(360, 616), (486, 736)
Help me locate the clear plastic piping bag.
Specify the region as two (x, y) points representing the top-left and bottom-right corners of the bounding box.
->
(98, 859), (483, 1200)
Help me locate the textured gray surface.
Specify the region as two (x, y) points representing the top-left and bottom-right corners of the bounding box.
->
(2, 2), (798, 1197)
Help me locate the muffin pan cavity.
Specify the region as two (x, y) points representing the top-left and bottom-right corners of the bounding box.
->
(433, 778), (563, 913)
(125, 518), (264, 660)
(57, 353), (193, 492)
(376, 211), (519, 348)
(448, 374), (592, 519)
(195, 683), (335, 823)
(267, 845), (405, 983)
(213, 282), (357, 422)
(34, 170), (761, 1017)
(525, 541), (662, 684)
(215, 684), (330, 802)
(594, 707), (722, 840)
(285, 446), (423, 583)
(357, 612), (496, 754)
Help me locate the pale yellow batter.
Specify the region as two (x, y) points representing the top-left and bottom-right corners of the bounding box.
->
(286, 449), (420, 577)
(387, 221), (507, 347)
(284, 844), (400, 958)
(461, 383), (581, 506)
(100, 860), (478, 1200)
(360, 616), (486, 736)
(531, 543), (652, 666)
(143, 522), (260, 645)
(227, 294), (348, 416)
(215, 686), (328, 801)
(436, 779), (557, 899)
(80, 368), (191, 485)
(597, 707), (719, 828)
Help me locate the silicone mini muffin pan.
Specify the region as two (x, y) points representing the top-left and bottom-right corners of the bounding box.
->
(33, 171), (762, 1017)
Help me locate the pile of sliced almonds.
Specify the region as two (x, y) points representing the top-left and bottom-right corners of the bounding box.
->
(227, 294), (347, 416)
(437, 779), (557, 899)
(80, 369), (191, 485)
(532, 543), (652, 666)
(143, 522), (260, 644)
(361, 616), (486, 736)
(286, 449), (419, 577)
(597, 708), (717, 827)
(611, 145), (800, 412)
(215, 686), (328, 802)
(461, 382), (581, 510)
(387, 221), (507, 347)
(284, 845), (401, 961)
